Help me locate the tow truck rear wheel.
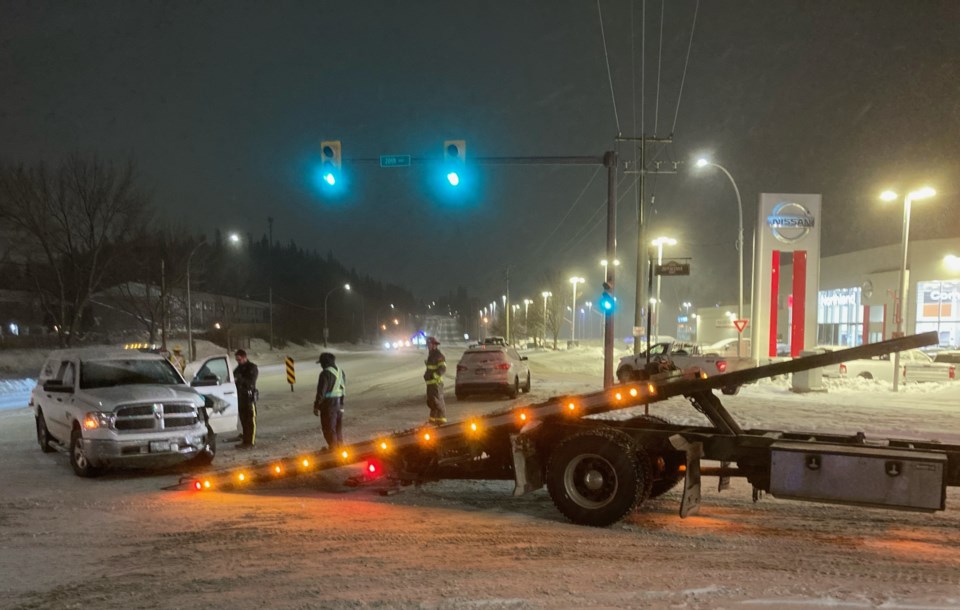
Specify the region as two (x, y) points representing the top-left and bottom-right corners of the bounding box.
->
(36, 409), (55, 453)
(70, 426), (101, 478)
(546, 428), (651, 527)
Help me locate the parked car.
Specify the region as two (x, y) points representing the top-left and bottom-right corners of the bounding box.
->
(31, 349), (237, 477)
(820, 346), (956, 383)
(616, 341), (754, 395)
(455, 342), (531, 400)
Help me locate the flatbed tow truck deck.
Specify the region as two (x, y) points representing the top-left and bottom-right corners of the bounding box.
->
(178, 331), (960, 527)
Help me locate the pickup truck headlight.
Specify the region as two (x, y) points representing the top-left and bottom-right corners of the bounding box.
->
(82, 412), (115, 430)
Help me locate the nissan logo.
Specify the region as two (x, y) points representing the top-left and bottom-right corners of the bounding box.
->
(767, 201), (815, 243)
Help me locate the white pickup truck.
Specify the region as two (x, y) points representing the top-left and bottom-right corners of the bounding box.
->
(31, 348), (239, 477)
(819, 347), (956, 384)
(617, 341), (755, 395)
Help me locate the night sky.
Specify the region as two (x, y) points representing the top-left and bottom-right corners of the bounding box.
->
(2, 0), (958, 322)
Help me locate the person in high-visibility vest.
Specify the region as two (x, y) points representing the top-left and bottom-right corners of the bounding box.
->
(313, 352), (346, 449)
(423, 336), (447, 424)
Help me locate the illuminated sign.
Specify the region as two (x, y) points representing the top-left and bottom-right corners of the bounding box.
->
(818, 288), (859, 308)
(767, 201), (815, 243)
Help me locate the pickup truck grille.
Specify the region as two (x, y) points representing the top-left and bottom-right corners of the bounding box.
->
(114, 402), (198, 432)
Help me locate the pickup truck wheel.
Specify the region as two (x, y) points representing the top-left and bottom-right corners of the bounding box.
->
(193, 431), (216, 467)
(70, 427), (101, 478)
(36, 410), (56, 453)
(546, 428), (651, 527)
(720, 385), (741, 396)
(638, 415), (684, 499)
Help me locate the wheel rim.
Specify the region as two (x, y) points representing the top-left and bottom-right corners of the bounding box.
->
(563, 453), (619, 509)
(74, 438), (89, 470)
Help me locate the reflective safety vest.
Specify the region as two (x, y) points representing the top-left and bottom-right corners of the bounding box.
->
(424, 355), (445, 385)
(323, 366), (345, 398)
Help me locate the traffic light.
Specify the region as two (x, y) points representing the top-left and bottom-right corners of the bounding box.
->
(599, 282), (616, 313)
(320, 140), (342, 186)
(443, 139), (466, 186)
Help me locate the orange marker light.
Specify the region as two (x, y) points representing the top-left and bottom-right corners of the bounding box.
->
(379, 441), (389, 451)
(469, 422), (478, 432)
(629, 387), (638, 397)
(274, 465), (282, 474)
(519, 411), (528, 422)
(341, 450), (349, 460)
(238, 473), (246, 482)
(648, 383), (657, 394)
(614, 392), (623, 401)
(423, 432), (432, 442)
(203, 480), (211, 489)
(302, 459), (310, 468)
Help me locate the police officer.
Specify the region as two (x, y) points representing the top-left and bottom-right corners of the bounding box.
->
(423, 336), (447, 424)
(313, 352), (346, 449)
(233, 349), (259, 449)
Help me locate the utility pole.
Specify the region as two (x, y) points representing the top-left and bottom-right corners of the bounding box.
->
(603, 150), (617, 388)
(505, 266), (511, 346)
(620, 135), (675, 354)
(267, 216), (274, 351)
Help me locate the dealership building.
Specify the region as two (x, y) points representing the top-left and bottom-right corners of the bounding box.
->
(691, 193), (959, 355)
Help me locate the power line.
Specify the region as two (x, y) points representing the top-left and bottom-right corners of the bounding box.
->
(653, 0), (665, 134)
(528, 165), (603, 259)
(670, 0), (701, 136)
(596, 0), (621, 134)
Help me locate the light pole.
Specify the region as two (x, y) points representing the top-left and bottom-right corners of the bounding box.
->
(882, 186), (936, 391)
(569, 277), (585, 345)
(184, 237), (207, 362)
(323, 283), (351, 347)
(585, 301), (593, 340)
(650, 237), (677, 340)
(696, 158), (745, 356)
(541, 291), (552, 347)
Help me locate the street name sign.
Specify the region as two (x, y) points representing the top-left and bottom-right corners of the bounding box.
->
(380, 155), (411, 168)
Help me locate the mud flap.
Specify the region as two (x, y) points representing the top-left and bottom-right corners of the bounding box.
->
(669, 435), (703, 518)
(718, 460), (731, 492)
(510, 424), (543, 496)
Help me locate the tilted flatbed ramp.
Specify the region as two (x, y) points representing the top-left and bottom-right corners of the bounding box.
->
(180, 332), (938, 486)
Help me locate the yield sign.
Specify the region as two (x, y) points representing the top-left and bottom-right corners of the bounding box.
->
(733, 319), (748, 333)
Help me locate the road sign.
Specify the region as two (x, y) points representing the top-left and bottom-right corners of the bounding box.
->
(734, 319), (748, 333)
(285, 357), (296, 392)
(380, 155), (411, 168)
(655, 260), (690, 276)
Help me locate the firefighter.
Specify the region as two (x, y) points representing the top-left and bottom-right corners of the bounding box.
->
(169, 345), (186, 375)
(313, 352), (346, 449)
(423, 336), (447, 424)
(233, 349), (259, 449)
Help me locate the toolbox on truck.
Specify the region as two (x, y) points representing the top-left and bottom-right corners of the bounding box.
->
(769, 441), (946, 511)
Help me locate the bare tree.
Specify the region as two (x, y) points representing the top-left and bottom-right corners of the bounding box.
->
(542, 269), (568, 350)
(0, 155), (149, 346)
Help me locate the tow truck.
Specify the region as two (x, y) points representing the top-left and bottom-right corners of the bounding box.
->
(178, 332), (960, 527)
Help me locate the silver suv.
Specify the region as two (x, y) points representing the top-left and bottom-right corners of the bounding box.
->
(455, 340), (531, 400)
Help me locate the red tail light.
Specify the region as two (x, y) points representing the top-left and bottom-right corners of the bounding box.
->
(496, 363), (511, 370)
(950, 366), (955, 380)
(456, 364), (468, 372)
(715, 361), (727, 373)
(839, 363), (847, 375)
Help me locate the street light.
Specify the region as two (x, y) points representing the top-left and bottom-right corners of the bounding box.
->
(695, 158), (745, 356)
(883, 186), (936, 391)
(185, 236), (207, 362)
(945, 254), (960, 273)
(541, 291), (552, 347)
(323, 283), (351, 347)
(650, 237), (677, 340)
(569, 277), (585, 344)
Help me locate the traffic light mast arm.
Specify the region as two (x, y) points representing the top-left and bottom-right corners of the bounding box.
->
(333, 155), (605, 166)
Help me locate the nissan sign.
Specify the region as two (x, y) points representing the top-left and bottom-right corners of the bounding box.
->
(767, 201), (815, 243)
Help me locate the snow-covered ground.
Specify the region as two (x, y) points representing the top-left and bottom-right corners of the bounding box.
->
(1, 344), (959, 609)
